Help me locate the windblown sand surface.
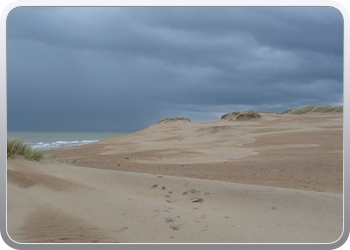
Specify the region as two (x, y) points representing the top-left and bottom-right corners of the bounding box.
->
(7, 113), (343, 243)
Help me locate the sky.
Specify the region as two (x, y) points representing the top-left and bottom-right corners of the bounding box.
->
(7, 7), (343, 132)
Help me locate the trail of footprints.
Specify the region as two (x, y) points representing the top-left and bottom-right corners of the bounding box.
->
(148, 179), (260, 240)
(150, 179), (208, 205)
(150, 178), (210, 232)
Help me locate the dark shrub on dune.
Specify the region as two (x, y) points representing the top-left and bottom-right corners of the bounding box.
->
(221, 110), (261, 120)
(236, 110), (261, 120)
(221, 112), (241, 120)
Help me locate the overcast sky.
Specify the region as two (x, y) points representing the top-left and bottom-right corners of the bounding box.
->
(7, 7), (343, 132)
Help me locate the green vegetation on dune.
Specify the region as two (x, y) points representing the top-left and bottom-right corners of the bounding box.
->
(282, 105), (343, 114)
(221, 110), (261, 120)
(157, 117), (191, 123)
(7, 138), (43, 161)
(221, 111), (241, 119)
(240, 110), (261, 118)
(330, 106), (343, 112)
(291, 106), (316, 114)
(280, 109), (294, 114)
(222, 105), (342, 119)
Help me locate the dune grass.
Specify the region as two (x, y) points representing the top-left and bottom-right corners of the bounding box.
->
(243, 110), (261, 118)
(291, 106), (316, 114)
(282, 105), (343, 114)
(330, 106), (343, 112)
(221, 111), (241, 119)
(7, 138), (43, 161)
(236, 110), (261, 120)
(280, 109), (294, 114)
(158, 117), (191, 123)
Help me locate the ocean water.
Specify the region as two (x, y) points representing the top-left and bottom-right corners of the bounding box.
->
(7, 132), (127, 150)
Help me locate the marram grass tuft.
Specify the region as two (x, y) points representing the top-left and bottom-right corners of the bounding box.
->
(7, 138), (43, 161)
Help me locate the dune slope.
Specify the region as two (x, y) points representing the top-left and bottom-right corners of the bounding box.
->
(49, 113), (343, 193)
(7, 158), (342, 243)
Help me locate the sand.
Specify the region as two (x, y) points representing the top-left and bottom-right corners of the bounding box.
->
(7, 112), (343, 243)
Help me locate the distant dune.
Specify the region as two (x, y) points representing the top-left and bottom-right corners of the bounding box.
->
(221, 105), (343, 118)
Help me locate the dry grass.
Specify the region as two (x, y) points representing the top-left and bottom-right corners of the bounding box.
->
(158, 117), (191, 124)
(291, 106), (316, 114)
(7, 138), (43, 161)
(282, 105), (343, 114)
(221, 112), (241, 120)
(221, 110), (261, 120)
(236, 110), (261, 120)
(281, 109), (294, 114)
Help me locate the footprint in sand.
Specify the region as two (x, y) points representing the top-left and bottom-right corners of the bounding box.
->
(58, 237), (70, 240)
(170, 224), (182, 231)
(190, 198), (204, 203)
(165, 218), (175, 223)
(117, 227), (128, 232)
(166, 199), (177, 203)
(151, 184), (158, 189)
(183, 189), (200, 195)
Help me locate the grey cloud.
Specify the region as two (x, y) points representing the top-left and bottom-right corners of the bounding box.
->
(7, 7), (343, 131)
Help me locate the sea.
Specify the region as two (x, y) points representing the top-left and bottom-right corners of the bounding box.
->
(7, 132), (127, 150)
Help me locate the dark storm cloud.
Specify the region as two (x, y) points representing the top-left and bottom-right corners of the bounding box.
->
(7, 7), (343, 131)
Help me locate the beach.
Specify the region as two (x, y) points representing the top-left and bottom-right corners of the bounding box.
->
(7, 112), (343, 243)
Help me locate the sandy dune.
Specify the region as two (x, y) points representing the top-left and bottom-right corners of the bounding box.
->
(50, 113), (343, 193)
(7, 158), (343, 243)
(7, 113), (343, 243)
